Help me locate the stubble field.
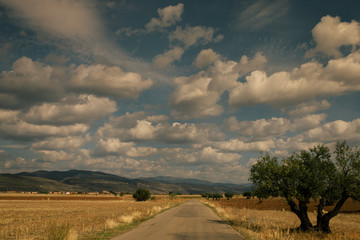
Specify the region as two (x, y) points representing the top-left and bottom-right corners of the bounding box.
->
(203, 196), (360, 240)
(0, 194), (188, 240)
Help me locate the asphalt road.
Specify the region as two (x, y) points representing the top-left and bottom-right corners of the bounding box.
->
(111, 199), (245, 240)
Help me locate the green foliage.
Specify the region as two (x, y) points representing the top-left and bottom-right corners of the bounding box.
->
(224, 192), (234, 200)
(249, 141), (360, 233)
(132, 188), (151, 201)
(169, 192), (177, 199)
(201, 192), (223, 200)
(242, 191), (252, 199)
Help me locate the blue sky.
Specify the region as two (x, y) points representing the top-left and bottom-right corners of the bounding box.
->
(0, 0), (359, 183)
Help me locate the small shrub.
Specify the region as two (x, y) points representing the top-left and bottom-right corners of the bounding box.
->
(169, 193), (177, 199)
(225, 192), (234, 200)
(133, 188), (151, 201)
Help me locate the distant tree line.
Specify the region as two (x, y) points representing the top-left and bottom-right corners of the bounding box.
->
(201, 192), (235, 200)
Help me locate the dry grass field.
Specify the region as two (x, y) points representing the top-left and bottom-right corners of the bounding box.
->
(0, 193), (190, 240)
(203, 196), (360, 240)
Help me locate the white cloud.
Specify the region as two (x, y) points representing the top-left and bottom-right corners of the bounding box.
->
(37, 150), (74, 162)
(94, 138), (134, 156)
(303, 118), (360, 142)
(0, 57), (152, 110)
(229, 52), (360, 107)
(69, 64), (153, 99)
(169, 72), (224, 120)
(129, 120), (158, 141)
(160, 146), (241, 164)
(224, 114), (326, 140)
(234, 52), (267, 74)
(96, 112), (224, 144)
(214, 139), (275, 152)
(194, 49), (220, 69)
(292, 114), (327, 131)
(169, 26), (223, 48)
(31, 136), (88, 151)
(3, 157), (50, 171)
(169, 52), (267, 120)
(225, 116), (291, 138)
(126, 146), (158, 158)
(145, 3), (184, 31)
(0, 120), (88, 140)
(287, 100), (331, 117)
(306, 16), (360, 58)
(24, 95), (117, 124)
(0, 57), (64, 108)
(152, 47), (184, 69)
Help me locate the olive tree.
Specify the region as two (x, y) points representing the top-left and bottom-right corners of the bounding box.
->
(133, 188), (151, 201)
(249, 141), (360, 233)
(224, 192), (234, 200)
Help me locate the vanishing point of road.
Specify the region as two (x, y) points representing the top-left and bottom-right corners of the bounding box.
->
(111, 199), (245, 240)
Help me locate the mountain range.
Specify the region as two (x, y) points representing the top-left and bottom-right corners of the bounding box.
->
(0, 170), (252, 194)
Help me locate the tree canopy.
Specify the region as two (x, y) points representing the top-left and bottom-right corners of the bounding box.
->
(249, 141), (360, 233)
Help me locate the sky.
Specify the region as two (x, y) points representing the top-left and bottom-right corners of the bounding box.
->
(0, 0), (360, 183)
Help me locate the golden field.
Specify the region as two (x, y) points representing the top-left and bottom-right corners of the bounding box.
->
(203, 196), (360, 240)
(0, 193), (190, 240)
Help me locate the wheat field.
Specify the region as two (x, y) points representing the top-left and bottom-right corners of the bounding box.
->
(203, 197), (360, 240)
(0, 194), (185, 240)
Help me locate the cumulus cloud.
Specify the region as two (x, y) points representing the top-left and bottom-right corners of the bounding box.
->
(152, 47), (184, 69)
(95, 138), (134, 156)
(160, 146), (241, 164)
(0, 57), (152, 111)
(194, 49), (220, 69)
(292, 114), (327, 131)
(214, 139), (275, 152)
(96, 112), (224, 144)
(145, 3), (184, 31)
(287, 100), (331, 117)
(229, 51), (360, 107)
(37, 150), (74, 162)
(3, 157), (50, 172)
(31, 136), (88, 151)
(170, 53), (266, 120)
(306, 16), (360, 58)
(0, 57), (64, 109)
(0, 122), (88, 140)
(303, 118), (360, 142)
(224, 114), (326, 140)
(169, 72), (224, 120)
(69, 64), (153, 99)
(24, 95), (117, 125)
(94, 138), (158, 158)
(0, 109), (88, 141)
(169, 25), (223, 48)
(225, 116), (291, 138)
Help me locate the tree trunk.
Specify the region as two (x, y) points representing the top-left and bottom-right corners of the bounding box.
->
(285, 197), (313, 232)
(316, 198), (325, 228)
(318, 193), (349, 233)
(298, 200), (313, 232)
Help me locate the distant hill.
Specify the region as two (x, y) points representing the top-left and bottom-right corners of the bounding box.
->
(139, 176), (215, 185)
(0, 170), (252, 194)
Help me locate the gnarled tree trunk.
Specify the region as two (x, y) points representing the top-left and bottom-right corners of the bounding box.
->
(286, 197), (313, 232)
(317, 193), (349, 233)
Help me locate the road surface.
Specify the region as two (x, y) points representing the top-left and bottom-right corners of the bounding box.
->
(111, 199), (245, 240)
